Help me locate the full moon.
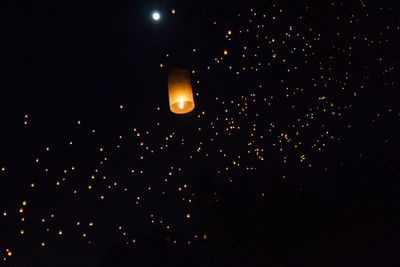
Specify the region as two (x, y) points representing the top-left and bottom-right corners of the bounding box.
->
(152, 12), (160, 21)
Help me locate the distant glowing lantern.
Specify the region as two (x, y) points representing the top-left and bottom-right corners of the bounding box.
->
(168, 68), (195, 114)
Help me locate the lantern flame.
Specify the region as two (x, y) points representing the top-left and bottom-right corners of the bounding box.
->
(179, 101), (184, 110)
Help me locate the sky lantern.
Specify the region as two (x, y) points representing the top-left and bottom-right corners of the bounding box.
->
(168, 68), (195, 114)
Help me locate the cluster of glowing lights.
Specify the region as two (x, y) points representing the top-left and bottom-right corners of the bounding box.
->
(1, 1), (398, 262)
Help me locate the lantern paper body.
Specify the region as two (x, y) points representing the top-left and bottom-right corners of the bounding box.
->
(168, 68), (195, 114)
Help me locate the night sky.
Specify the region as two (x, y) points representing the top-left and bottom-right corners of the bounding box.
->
(1, 0), (400, 266)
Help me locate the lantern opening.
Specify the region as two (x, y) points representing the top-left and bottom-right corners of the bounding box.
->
(170, 100), (194, 114)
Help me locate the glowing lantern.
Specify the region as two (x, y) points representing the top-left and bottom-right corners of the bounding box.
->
(168, 68), (195, 114)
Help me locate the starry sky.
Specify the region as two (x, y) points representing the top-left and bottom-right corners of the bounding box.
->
(1, 0), (400, 266)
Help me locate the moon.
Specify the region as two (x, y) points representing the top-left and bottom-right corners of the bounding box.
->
(152, 12), (160, 21)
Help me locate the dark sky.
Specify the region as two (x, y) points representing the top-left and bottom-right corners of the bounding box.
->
(1, 0), (399, 266)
